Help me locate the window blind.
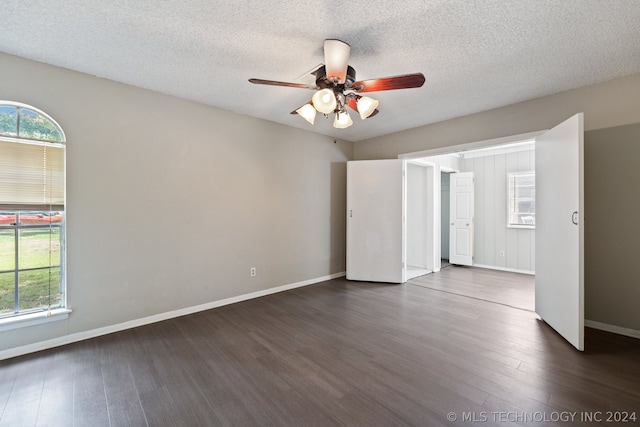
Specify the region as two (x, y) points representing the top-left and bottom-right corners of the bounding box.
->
(0, 139), (64, 210)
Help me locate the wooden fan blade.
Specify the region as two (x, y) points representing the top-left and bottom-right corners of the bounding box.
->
(249, 78), (316, 89)
(346, 98), (379, 118)
(324, 39), (350, 84)
(353, 73), (425, 92)
(346, 97), (358, 112)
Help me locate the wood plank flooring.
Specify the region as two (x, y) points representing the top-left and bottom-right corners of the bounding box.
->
(1, 268), (639, 426)
(409, 265), (535, 311)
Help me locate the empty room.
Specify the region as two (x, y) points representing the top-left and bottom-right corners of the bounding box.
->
(2, 1), (640, 426)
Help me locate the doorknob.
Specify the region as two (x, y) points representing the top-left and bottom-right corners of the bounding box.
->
(571, 211), (578, 225)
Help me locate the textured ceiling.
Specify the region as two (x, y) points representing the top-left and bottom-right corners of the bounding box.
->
(2, 1), (640, 142)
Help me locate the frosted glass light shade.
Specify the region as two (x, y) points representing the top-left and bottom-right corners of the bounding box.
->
(324, 39), (351, 84)
(333, 111), (353, 128)
(312, 89), (337, 114)
(357, 96), (379, 119)
(296, 103), (316, 124)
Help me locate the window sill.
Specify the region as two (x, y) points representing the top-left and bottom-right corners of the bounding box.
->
(507, 225), (535, 230)
(0, 308), (71, 332)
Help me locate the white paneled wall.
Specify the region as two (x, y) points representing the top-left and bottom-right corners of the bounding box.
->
(460, 146), (535, 273)
(407, 163), (432, 269)
(441, 172), (450, 259)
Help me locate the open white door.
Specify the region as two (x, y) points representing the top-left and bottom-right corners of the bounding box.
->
(449, 172), (474, 266)
(535, 113), (584, 351)
(347, 159), (405, 283)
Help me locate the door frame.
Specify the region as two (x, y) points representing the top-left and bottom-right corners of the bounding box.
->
(440, 168), (457, 266)
(405, 161), (436, 278)
(399, 131), (545, 271)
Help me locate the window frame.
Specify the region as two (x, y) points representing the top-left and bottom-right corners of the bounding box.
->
(507, 171), (535, 229)
(0, 101), (67, 323)
(0, 212), (66, 316)
(0, 100), (66, 143)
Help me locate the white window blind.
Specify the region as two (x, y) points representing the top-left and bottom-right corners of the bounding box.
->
(0, 140), (65, 210)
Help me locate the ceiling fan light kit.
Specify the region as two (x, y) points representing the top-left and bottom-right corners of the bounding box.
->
(312, 88), (337, 114)
(356, 96), (379, 120)
(249, 39), (425, 129)
(333, 110), (353, 129)
(295, 103), (316, 125)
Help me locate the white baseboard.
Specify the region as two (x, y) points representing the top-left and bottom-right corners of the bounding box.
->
(473, 264), (535, 275)
(0, 271), (346, 361)
(470, 267), (639, 341)
(585, 320), (640, 340)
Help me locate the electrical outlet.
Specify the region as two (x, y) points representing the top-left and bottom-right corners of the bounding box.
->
(499, 251), (505, 257)
(250, 267), (256, 277)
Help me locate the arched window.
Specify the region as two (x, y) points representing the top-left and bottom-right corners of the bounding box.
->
(0, 101), (66, 321)
(0, 102), (65, 142)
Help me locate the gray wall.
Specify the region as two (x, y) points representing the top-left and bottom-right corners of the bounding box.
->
(2, 51), (639, 354)
(355, 73), (640, 160)
(0, 53), (352, 353)
(354, 72), (640, 333)
(584, 123), (640, 331)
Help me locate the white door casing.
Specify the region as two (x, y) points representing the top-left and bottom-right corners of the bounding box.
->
(346, 159), (406, 283)
(535, 113), (584, 351)
(449, 172), (474, 266)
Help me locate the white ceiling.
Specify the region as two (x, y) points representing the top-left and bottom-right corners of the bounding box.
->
(2, 1), (640, 142)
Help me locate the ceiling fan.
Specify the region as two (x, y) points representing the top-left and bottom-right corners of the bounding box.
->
(249, 39), (425, 129)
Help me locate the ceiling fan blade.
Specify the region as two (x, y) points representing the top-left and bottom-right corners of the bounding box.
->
(353, 73), (426, 92)
(346, 98), (379, 118)
(294, 63), (324, 81)
(249, 78), (316, 89)
(324, 39), (350, 84)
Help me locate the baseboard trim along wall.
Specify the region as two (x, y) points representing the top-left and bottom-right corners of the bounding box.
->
(0, 272), (346, 361)
(472, 267), (640, 340)
(585, 320), (640, 340)
(473, 264), (535, 275)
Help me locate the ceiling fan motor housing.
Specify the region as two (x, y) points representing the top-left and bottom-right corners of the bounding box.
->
(314, 65), (357, 90)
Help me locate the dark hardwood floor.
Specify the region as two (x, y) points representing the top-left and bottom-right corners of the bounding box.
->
(1, 268), (639, 426)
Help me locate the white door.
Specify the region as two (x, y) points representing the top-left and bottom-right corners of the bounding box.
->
(449, 172), (474, 266)
(535, 113), (584, 351)
(347, 159), (405, 283)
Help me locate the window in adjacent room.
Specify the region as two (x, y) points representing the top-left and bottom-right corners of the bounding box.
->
(0, 101), (66, 320)
(507, 171), (535, 228)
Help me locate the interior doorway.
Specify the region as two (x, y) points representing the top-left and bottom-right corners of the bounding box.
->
(406, 162), (434, 280)
(404, 136), (538, 275)
(349, 118), (584, 350)
(440, 171), (452, 268)
(406, 138), (539, 314)
(406, 115), (585, 351)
